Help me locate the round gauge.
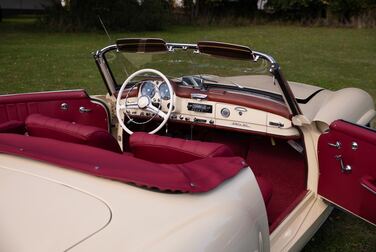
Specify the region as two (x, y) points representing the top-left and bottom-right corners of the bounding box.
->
(141, 81), (156, 98)
(159, 82), (171, 100)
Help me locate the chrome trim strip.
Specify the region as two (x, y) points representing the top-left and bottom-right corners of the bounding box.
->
(0, 89), (86, 98)
(361, 182), (376, 195)
(191, 93), (208, 100)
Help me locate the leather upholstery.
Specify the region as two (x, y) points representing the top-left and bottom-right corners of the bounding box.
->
(256, 177), (272, 206)
(0, 90), (109, 130)
(25, 114), (122, 153)
(0, 133), (247, 193)
(129, 132), (234, 163)
(0, 120), (25, 134)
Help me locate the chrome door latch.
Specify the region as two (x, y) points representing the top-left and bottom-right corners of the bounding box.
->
(60, 103), (69, 111)
(79, 106), (92, 113)
(335, 155), (352, 174)
(328, 141), (341, 149)
(351, 141), (359, 151)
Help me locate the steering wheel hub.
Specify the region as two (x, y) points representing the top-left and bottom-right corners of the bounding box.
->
(137, 95), (150, 109)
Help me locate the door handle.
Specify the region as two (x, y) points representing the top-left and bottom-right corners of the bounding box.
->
(79, 106), (92, 113)
(328, 141), (341, 149)
(360, 176), (376, 195)
(335, 155), (352, 173)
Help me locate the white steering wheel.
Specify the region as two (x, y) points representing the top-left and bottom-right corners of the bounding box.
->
(116, 68), (174, 135)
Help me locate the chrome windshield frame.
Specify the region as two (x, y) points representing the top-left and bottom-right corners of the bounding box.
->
(94, 42), (301, 116)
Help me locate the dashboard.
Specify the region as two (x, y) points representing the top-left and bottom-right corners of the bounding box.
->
(123, 80), (300, 138)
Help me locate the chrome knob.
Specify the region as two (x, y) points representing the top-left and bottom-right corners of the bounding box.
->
(60, 103), (69, 111)
(328, 141), (341, 149)
(79, 106), (92, 113)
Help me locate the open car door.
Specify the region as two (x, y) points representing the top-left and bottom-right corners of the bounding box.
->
(318, 120), (376, 225)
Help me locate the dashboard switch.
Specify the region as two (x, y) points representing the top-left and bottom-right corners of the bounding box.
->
(221, 108), (230, 118)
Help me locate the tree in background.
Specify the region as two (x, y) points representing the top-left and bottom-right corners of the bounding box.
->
(266, 0), (376, 25)
(41, 0), (170, 31)
(41, 0), (376, 30)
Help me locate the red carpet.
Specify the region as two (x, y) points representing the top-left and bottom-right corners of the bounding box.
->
(246, 137), (307, 232)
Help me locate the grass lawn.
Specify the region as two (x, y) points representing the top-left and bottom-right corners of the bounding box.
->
(1, 17), (376, 251)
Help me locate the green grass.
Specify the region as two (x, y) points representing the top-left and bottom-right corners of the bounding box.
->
(1, 18), (376, 251)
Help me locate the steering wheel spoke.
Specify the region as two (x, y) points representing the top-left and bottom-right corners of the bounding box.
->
(147, 104), (168, 120)
(125, 102), (138, 110)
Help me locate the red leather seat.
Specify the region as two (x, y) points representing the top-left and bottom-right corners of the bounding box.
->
(129, 132), (234, 164)
(25, 114), (122, 153)
(0, 120), (25, 134)
(256, 177), (273, 206)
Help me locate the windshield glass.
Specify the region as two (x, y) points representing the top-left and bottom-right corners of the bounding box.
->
(105, 47), (280, 94)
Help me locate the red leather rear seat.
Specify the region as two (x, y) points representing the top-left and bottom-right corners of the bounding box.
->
(129, 132), (234, 164)
(25, 114), (122, 153)
(0, 120), (25, 134)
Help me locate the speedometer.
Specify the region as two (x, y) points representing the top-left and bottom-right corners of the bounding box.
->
(141, 81), (156, 98)
(159, 82), (171, 100)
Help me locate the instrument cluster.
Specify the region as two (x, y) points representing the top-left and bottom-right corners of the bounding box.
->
(140, 80), (171, 100)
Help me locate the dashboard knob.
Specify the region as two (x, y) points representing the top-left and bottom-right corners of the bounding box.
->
(221, 108), (230, 118)
(209, 120), (214, 124)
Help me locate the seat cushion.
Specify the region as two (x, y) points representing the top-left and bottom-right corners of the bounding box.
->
(25, 114), (122, 153)
(129, 132), (233, 164)
(0, 133), (247, 193)
(0, 120), (25, 134)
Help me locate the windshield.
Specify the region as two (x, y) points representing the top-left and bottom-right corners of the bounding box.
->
(105, 47), (280, 94)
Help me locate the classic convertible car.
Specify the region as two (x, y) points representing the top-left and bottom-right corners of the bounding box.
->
(0, 38), (375, 252)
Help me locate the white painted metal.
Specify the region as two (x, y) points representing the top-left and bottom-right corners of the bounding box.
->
(0, 155), (269, 252)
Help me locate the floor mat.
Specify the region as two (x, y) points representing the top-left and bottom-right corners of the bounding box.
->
(246, 137), (307, 232)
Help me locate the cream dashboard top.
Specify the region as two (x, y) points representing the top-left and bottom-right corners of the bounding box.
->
(120, 80), (300, 138)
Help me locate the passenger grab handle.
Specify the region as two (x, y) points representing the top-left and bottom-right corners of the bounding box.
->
(361, 176), (376, 195)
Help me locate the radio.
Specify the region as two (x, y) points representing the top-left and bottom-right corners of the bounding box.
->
(187, 103), (213, 113)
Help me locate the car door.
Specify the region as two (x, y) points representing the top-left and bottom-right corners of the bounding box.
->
(0, 90), (110, 131)
(318, 120), (376, 225)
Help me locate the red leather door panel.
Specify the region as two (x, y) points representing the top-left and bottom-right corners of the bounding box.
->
(318, 120), (376, 225)
(0, 90), (109, 130)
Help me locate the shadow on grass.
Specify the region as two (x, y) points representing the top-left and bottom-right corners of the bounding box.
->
(303, 209), (376, 252)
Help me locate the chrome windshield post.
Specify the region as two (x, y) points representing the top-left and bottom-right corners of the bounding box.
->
(94, 44), (118, 95)
(253, 51), (302, 116)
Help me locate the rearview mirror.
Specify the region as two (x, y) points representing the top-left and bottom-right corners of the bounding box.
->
(197, 41), (254, 60)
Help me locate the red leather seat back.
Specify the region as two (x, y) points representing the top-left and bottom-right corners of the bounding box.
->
(129, 132), (234, 164)
(25, 114), (122, 153)
(0, 120), (25, 134)
(256, 177), (273, 206)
